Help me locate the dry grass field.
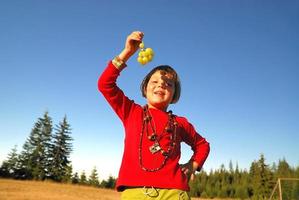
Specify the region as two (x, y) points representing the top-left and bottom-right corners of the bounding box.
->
(0, 178), (223, 200)
(0, 179), (120, 200)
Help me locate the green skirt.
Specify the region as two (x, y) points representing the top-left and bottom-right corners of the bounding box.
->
(121, 187), (191, 200)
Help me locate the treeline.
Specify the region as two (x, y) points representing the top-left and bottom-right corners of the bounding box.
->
(0, 111), (116, 189)
(71, 167), (116, 189)
(190, 156), (299, 199)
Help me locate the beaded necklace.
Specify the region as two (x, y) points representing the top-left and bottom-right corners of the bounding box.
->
(139, 105), (178, 172)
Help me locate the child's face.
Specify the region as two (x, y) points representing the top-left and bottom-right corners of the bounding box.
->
(145, 70), (175, 111)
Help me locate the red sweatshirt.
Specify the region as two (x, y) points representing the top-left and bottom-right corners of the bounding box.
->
(98, 61), (210, 191)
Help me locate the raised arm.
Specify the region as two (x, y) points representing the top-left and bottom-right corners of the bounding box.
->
(98, 31), (144, 122)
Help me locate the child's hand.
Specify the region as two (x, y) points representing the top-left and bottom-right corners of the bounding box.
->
(180, 160), (199, 181)
(119, 31), (144, 62)
(125, 31), (144, 54)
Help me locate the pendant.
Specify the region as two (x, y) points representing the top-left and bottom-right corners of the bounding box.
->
(148, 133), (157, 141)
(149, 142), (161, 154)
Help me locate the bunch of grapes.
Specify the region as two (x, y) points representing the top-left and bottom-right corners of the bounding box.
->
(137, 42), (154, 65)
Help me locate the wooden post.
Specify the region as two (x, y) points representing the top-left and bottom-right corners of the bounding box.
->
(278, 178), (282, 200)
(269, 180), (278, 200)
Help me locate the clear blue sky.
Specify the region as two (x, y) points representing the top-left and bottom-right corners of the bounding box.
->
(1, 0), (298, 180)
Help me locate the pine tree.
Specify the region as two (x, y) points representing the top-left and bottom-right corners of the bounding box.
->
(249, 154), (273, 200)
(248, 161), (258, 198)
(0, 161), (9, 177)
(17, 112), (53, 180)
(276, 158), (292, 178)
(39, 111), (53, 179)
(18, 119), (42, 179)
(48, 115), (73, 182)
(259, 155), (273, 199)
(101, 176), (116, 189)
(72, 172), (80, 184)
(62, 164), (73, 183)
(218, 164), (229, 198)
(276, 159), (293, 200)
(88, 167), (100, 187)
(79, 171), (87, 185)
(0, 146), (19, 178)
(235, 169), (250, 199)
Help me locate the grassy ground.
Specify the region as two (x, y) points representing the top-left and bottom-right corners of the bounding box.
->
(0, 178), (225, 200)
(0, 179), (120, 200)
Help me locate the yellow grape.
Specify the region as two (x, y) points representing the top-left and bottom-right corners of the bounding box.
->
(137, 55), (146, 65)
(142, 57), (149, 63)
(147, 55), (153, 61)
(145, 48), (153, 55)
(140, 59), (146, 65)
(139, 42), (145, 49)
(139, 51), (146, 57)
(137, 56), (143, 63)
(143, 51), (150, 57)
(138, 51), (143, 57)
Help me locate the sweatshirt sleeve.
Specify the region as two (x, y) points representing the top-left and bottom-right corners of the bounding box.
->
(180, 118), (210, 171)
(98, 61), (135, 123)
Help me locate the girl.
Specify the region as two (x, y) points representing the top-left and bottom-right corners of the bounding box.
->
(98, 31), (210, 199)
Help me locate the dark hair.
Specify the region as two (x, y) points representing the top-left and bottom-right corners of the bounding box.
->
(140, 65), (181, 104)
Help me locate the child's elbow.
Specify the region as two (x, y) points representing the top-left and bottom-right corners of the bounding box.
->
(97, 75), (106, 94)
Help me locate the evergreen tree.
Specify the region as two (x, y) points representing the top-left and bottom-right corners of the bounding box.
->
(235, 169), (250, 199)
(88, 167), (100, 187)
(101, 176), (116, 189)
(249, 154), (273, 200)
(39, 111), (53, 179)
(48, 116), (73, 182)
(248, 161), (257, 198)
(276, 159), (293, 200)
(62, 164), (73, 183)
(259, 155), (274, 199)
(0, 161), (10, 177)
(276, 158), (292, 178)
(18, 119), (43, 179)
(31, 112), (52, 180)
(218, 164), (229, 198)
(0, 146), (19, 178)
(232, 163), (240, 197)
(16, 112), (53, 180)
(72, 172), (80, 184)
(79, 171), (87, 185)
